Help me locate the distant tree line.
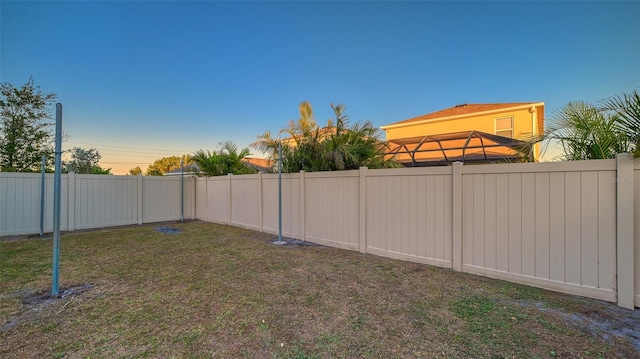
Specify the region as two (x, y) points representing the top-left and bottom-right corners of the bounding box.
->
(132, 155), (192, 176)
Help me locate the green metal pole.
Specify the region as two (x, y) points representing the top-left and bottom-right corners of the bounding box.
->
(180, 159), (184, 222)
(52, 103), (63, 296)
(40, 154), (45, 237)
(274, 141), (285, 245)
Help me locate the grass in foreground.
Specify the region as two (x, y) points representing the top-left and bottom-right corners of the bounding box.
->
(1, 221), (638, 358)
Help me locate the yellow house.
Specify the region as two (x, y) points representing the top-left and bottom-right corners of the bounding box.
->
(381, 102), (544, 165)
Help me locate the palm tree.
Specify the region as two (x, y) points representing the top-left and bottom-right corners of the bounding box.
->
(547, 101), (630, 160)
(527, 91), (640, 162)
(218, 141), (256, 175)
(191, 150), (223, 176)
(252, 129), (279, 158)
(252, 101), (325, 172)
(323, 103), (398, 170)
(252, 101), (322, 157)
(601, 90), (640, 157)
(283, 101), (319, 145)
(191, 142), (256, 176)
(253, 102), (398, 172)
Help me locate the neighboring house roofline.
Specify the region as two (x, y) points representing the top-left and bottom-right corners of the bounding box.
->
(242, 157), (274, 173)
(164, 164), (200, 176)
(380, 102), (545, 130)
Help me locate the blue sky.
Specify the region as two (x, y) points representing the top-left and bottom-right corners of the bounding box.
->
(2, 1), (638, 174)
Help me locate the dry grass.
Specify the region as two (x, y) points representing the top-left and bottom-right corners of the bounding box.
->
(1, 221), (638, 358)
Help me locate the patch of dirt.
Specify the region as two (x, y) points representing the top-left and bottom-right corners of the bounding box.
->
(1, 284), (94, 332)
(0, 235), (50, 242)
(236, 232), (322, 248)
(270, 237), (321, 248)
(517, 300), (640, 353)
(154, 227), (183, 234)
(0, 319), (18, 331)
(21, 283), (94, 306)
(570, 304), (640, 352)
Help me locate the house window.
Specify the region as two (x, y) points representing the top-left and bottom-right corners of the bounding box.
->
(495, 116), (513, 138)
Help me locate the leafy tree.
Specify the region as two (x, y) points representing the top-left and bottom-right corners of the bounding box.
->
(0, 77), (57, 172)
(253, 102), (398, 172)
(145, 155), (191, 176)
(191, 141), (256, 176)
(64, 147), (111, 174)
(128, 166), (143, 175)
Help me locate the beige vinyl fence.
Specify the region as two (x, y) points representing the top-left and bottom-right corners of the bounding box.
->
(0, 173), (196, 236)
(195, 154), (639, 309)
(2, 155), (638, 309)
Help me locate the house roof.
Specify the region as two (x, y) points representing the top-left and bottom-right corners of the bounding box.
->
(381, 102), (543, 129)
(242, 157), (274, 172)
(163, 164), (200, 176)
(163, 159), (274, 175)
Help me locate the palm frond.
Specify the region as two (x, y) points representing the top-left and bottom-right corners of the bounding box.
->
(547, 101), (630, 160)
(600, 90), (640, 155)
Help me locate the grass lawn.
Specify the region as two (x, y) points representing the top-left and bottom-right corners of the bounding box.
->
(1, 221), (638, 358)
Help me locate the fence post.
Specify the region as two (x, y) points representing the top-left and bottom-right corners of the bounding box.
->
(68, 172), (75, 231)
(258, 172), (263, 232)
(616, 153), (635, 309)
(228, 173), (233, 226)
(137, 174), (143, 225)
(359, 167), (367, 253)
(299, 170), (305, 241)
(205, 177), (209, 222)
(191, 176), (197, 220)
(452, 162), (463, 271)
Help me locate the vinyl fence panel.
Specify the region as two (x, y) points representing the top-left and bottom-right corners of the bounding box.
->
(1, 173), (194, 236)
(73, 174), (138, 230)
(460, 160), (618, 303)
(142, 176), (192, 223)
(365, 167), (453, 268)
(0, 173), (68, 235)
(206, 176), (230, 224)
(304, 171), (359, 250)
(195, 177), (207, 220)
(262, 173), (301, 239)
(0, 173), (43, 235)
(230, 174), (261, 231)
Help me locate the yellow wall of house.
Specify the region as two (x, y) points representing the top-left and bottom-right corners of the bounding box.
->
(384, 107), (539, 141)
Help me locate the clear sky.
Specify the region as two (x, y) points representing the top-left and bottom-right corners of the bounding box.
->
(2, 1), (638, 174)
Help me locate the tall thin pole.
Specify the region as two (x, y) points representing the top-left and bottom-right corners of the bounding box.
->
(180, 158), (184, 222)
(52, 103), (63, 295)
(40, 154), (46, 237)
(274, 141), (285, 244)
